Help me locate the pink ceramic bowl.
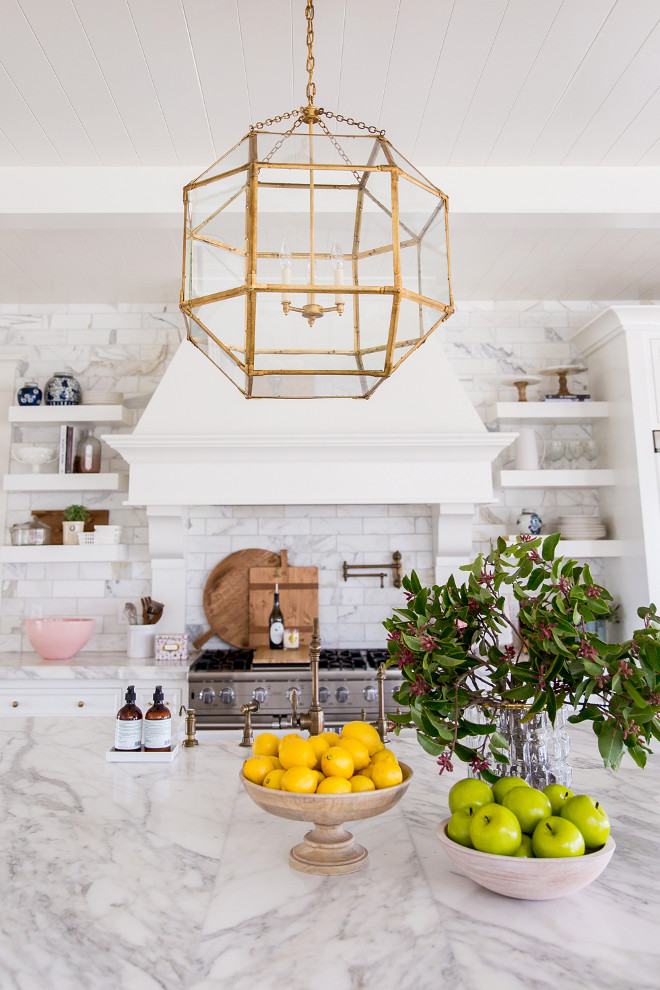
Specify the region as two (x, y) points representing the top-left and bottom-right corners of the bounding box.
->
(26, 617), (95, 660)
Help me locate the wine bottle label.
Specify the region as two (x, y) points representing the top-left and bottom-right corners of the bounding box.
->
(270, 620), (284, 645)
(144, 717), (172, 750)
(115, 718), (142, 751)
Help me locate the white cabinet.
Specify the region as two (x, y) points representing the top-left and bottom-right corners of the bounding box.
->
(1, 677), (186, 717)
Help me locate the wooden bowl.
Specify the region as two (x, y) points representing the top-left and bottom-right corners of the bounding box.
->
(436, 817), (615, 900)
(240, 763), (413, 875)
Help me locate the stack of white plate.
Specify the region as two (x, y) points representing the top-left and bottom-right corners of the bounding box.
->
(83, 391), (123, 405)
(559, 515), (606, 540)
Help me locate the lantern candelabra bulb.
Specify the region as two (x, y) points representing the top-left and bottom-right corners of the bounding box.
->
(330, 242), (344, 270)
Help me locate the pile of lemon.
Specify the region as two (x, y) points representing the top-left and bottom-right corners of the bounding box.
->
(242, 721), (404, 794)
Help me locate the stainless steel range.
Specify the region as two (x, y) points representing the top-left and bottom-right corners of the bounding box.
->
(188, 648), (404, 729)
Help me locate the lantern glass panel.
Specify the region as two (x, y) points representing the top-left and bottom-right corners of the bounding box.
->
(191, 295), (246, 355)
(193, 136), (250, 185)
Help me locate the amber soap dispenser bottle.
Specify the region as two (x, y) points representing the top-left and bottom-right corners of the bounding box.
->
(115, 684), (143, 752)
(144, 685), (172, 752)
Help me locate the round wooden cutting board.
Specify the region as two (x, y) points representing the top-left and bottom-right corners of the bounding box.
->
(194, 548), (280, 649)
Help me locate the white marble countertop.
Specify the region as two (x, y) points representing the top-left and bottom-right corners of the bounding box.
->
(0, 650), (189, 680)
(1, 717), (659, 990)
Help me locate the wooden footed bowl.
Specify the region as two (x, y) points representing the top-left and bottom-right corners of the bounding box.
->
(240, 763), (413, 875)
(436, 818), (615, 900)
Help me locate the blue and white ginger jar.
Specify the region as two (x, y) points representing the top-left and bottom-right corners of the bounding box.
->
(516, 509), (542, 536)
(17, 381), (42, 406)
(45, 372), (82, 406)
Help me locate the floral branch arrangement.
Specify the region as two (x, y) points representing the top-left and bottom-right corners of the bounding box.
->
(383, 533), (660, 783)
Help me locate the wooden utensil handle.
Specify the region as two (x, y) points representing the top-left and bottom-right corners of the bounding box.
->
(193, 628), (214, 649)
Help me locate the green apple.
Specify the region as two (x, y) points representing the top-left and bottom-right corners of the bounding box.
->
(513, 834), (534, 858)
(447, 808), (476, 848)
(469, 803), (521, 856)
(560, 795), (610, 849)
(491, 775), (530, 804)
(532, 816), (585, 858)
(502, 786), (552, 834)
(448, 777), (494, 815)
(542, 784), (574, 816)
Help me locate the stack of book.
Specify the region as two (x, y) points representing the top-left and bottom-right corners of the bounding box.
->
(58, 426), (84, 473)
(544, 393), (592, 402)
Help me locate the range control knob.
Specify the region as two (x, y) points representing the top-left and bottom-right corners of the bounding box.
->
(199, 688), (215, 705)
(318, 686), (331, 704)
(286, 686), (302, 702)
(335, 685), (350, 703)
(252, 686), (268, 704)
(363, 685), (377, 702)
(219, 687), (235, 705)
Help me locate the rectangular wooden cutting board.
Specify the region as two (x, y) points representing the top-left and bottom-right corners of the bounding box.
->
(252, 647), (310, 665)
(248, 550), (318, 648)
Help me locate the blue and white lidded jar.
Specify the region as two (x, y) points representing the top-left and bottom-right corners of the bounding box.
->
(516, 509), (542, 536)
(16, 381), (42, 406)
(44, 372), (82, 406)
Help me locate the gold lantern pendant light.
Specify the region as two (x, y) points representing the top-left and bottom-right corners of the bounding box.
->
(180, 1), (453, 399)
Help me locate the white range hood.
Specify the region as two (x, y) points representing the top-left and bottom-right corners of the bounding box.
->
(105, 335), (514, 630)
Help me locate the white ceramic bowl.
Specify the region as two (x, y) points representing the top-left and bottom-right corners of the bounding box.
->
(436, 817), (615, 900)
(12, 444), (58, 473)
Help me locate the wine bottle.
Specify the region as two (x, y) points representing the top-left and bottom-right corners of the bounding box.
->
(269, 583), (285, 650)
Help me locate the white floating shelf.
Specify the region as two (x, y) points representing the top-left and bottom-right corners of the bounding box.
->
(0, 544), (129, 563)
(3, 473), (128, 492)
(557, 540), (623, 558)
(9, 404), (131, 425)
(485, 401), (609, 425)
(499, 469), (615, 488)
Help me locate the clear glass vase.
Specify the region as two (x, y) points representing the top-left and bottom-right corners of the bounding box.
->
(467, 704), (572, 789)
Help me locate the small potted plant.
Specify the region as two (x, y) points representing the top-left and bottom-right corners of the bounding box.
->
(384, 534), (660, 784)
(62, 504), (90, 545)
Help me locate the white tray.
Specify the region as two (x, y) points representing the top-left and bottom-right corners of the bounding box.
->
(106, 744), (180, 763)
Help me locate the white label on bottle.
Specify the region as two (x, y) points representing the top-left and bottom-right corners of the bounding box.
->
(144, 717), (172, 750)
(270, 620), (284, 645)
(115, 718), (142, 751)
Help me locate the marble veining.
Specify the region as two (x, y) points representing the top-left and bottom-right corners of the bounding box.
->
(0, 718), (658, 990)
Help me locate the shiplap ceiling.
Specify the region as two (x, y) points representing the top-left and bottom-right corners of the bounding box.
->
(1, 0), (660, 301)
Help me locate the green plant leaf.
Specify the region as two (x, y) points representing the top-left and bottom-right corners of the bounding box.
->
(415, 731), (446, 757)
(623, 680), (648, 708)
(542, 532), (561, 560)
(597, 722), (624, 768)
(629, 744), (647, 768)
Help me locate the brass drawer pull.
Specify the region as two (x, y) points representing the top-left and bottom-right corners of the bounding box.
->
(77, 701), (84, 708)
(11, 701), (18, 708)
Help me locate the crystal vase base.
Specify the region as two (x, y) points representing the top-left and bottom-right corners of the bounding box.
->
(468, 705), (572, 789)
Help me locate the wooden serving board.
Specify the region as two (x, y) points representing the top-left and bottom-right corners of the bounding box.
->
(252, 647), (310, 665)
(32, 509), (109, 546)
(194, 548), (280, 650)
(248, 550), (318, 648)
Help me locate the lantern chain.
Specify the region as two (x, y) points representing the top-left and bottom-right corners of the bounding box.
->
(316, 116), (361, 183)
(306, 1), (316, 106)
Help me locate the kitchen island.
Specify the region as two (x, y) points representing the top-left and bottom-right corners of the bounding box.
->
(1, 717), (658, 990)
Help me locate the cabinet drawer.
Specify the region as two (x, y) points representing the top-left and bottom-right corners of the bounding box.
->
(1, 686), (123, 716)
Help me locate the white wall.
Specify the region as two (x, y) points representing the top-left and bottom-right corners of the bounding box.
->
(0, 299), (609, 651)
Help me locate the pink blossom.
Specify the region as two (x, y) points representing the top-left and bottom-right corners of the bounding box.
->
(554, 577), (571, 594)
(478, 570), (495, 586)
(397, 647), (415, 670)
(537, 620), (556, 641)
(409, 674), (428, 698)
(404, 589), (415, 602)
(596, 671), (611, 690)
(578, 639), (599, 662)
(386, 629), (402, 643)
(623, 720), (640, 740)
(469, 756), (490, 774)
(503, 645), (516, 659)
(586, 585), (602, 599)
(419, 634), (436, 651)
(618, 660), (634, 680)
(437, 753), (454, 774)
(454, 618), (468, 633)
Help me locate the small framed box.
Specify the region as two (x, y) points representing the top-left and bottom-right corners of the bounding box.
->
(155, 633), (188, 662)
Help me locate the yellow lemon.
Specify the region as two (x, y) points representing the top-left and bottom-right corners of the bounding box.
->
(357, 763), (374, 779)
(340, 721), (385, 756)
(336, 736), (370, 771)
(278, 732), (303, 754)
(278, 737), (317, 770)
(370, 748), (399, 766)
(321, 730), (342, 747)
(263, 769), (286, 790)
(281, 766), (318, 794)
(371, 760), (404, 789)
(321, 746), (354, 779)
(317, 776), (351, 795)
(242, 756), (276, 785)
(270, 756), (282, 770)
(311, 769), (324, 786)
(350, 775), (376, 793)
(307, 734), (331, 769)
(251, 732), (280, 758)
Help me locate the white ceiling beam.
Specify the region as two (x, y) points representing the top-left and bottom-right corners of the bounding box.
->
(0, 167), (659, 221)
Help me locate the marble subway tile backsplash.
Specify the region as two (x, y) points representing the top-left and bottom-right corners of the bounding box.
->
(1, 300), (608, 651)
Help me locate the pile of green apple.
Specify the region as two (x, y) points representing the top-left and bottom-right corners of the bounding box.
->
(447, 776), (610, 858)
